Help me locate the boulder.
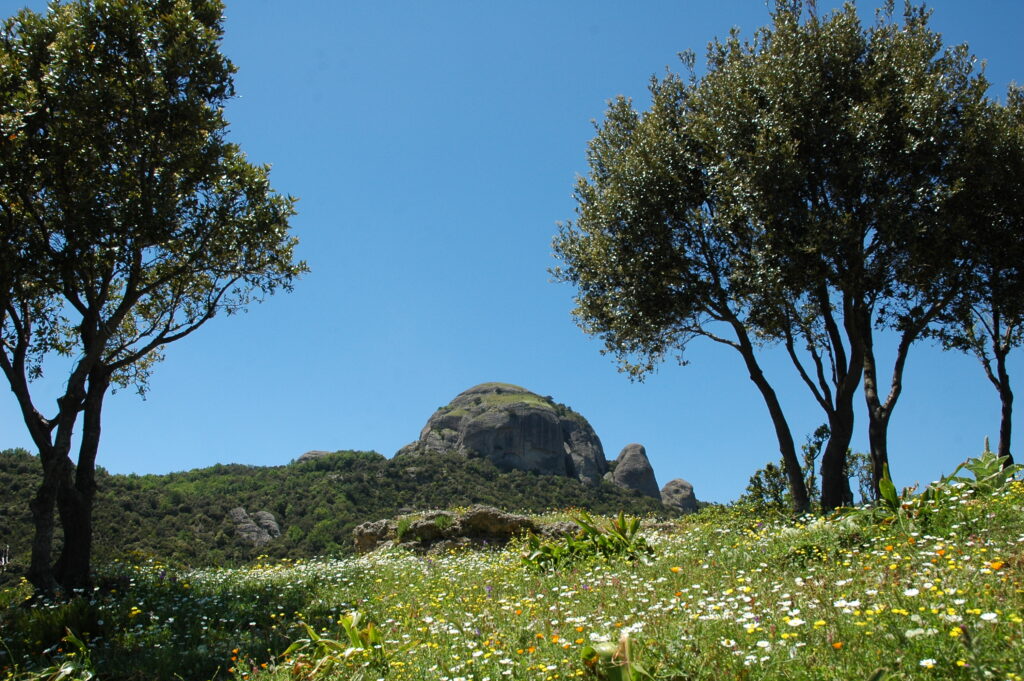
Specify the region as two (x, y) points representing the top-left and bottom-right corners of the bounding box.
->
(352, 505), (576, 553)
(353, 518), (396, 552)
(456, 505), (536, 538)
(612, 444), (661, 500)
(661, 478), (699, 513)
(396, 383), (608, 485)
(406, 511), (458, 542)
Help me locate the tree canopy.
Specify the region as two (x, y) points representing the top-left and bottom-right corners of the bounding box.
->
(933, 88), (1024, 465)
(0, 0), (306, 592)
(554, 0), (1007, 510)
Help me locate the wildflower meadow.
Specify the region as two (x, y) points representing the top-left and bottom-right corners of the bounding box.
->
(2, 455), (1022, 681)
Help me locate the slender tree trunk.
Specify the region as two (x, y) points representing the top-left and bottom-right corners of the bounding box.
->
(994, 344), (1014, 466)
(821, 297), (865, 511)
(862, 320), (919, 500)
(862, 340), (889, 499)
(731, 323), (809, 514)
(55, 372), (109, 591)
(821, 401), (856, 511)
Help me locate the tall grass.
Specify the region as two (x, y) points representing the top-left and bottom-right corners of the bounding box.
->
(2, 460), (1022, 681)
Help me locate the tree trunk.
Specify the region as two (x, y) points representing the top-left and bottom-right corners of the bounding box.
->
(820, 295), (864, 512)
(732, 323), (809, 514)
(861, 311), (923, 501)
(821, 402), (856, 511)
(55, 371), (109, 591)
(54, 482), (94, 592)
(995, 344), (1014, 466)
(866, 401), (892, 495)
(862, 342), (889, 499)
(4, 345), (89, 594)
(27, 447), (68, 593)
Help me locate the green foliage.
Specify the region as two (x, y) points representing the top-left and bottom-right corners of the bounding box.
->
(432, 513), (453, 532)
(843, 450), (1024, 537)
(552, 0), (1009, 513)
(942, 449), (1023, 496)
(1, 0), (307, 591)
(846, 451), (875, 505)
(930, 87), (1024, 460)
(280, 612), (386, 680)
(394, 517), (414, 542)
(2, 483), (1022, 681)
(0, 448), (664, 586)
(8, 628), (96, 681)
(743, 426), (830, 511)
(580, 634), (655, 681)
(522, 510), (653, 570)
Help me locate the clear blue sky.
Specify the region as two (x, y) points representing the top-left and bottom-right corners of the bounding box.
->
(2, 0), (1021, 504)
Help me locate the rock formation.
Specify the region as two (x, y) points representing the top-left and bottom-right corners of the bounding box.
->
(353, 504), (579, 553)
(296, 450), (332, 462)
(228, 507), (281, 546)
(396, 382), (608, 485)
(611, 443), (661, 500)
(661, 478), (699, 513)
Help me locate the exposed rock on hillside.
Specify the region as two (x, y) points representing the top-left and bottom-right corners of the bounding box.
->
(612, 444), (661, 499)
(661, 478), (699, 513)
(353, 504), (579, 553)
(396, 383), (608, 485)
(228, 507), (281, 546)
(296, 450), (332, 462)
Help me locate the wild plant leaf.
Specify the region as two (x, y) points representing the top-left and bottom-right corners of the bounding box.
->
(878, 465), (899, 512)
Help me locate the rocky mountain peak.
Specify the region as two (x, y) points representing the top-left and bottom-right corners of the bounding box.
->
(396, 382), (608, 484)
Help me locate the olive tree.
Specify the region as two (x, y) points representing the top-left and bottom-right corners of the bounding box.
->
(554, 1), (988, 510)
(700, 2), (987, 507)
(934, 89), (1024, 465)
(0, 0), (306, 592)
(552, 71), (811, 514)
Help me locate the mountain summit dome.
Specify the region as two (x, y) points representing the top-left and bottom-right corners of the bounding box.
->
(396, 382), (608, 484)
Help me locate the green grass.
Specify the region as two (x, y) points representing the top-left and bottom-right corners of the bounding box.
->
(475, 392), (556, 410)
(3, 480), (1023, 681)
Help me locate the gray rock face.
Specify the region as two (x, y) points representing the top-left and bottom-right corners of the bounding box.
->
(228, 507), (280, 546)
(396, 383), (608, 485)
(661, 478), (699, 513)
(457, 505), (536, 538)
(352, 505), (578, 553)
(251, 511), (281, 538)
(612, 444), (661, 500)
(297, 450), (332, 462)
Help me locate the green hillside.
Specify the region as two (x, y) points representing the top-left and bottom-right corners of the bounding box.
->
(0, 447), (666, 583)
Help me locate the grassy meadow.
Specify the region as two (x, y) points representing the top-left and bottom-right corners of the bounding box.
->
(1, 459), (1022, 681)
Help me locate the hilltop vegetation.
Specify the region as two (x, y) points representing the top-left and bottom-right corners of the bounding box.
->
(0, 447), (665, 583)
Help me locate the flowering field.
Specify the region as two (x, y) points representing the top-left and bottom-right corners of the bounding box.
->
(2, 476), (1023, 681)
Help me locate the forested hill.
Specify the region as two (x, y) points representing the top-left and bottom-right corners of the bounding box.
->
(0, 448), (664, 580)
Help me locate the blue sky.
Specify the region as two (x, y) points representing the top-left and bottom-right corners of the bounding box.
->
(2, 0), (1022, 504)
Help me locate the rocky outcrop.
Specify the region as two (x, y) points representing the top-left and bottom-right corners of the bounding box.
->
(297, 450), (332, 462)
(353, 519), (395, 552)
(612, 444), (661, 500)
(228, 507), (281, 547)
(251, 510), (281, 537)
(353, 504), (579, 553)
(661, 478), (699, 513)
(396, 383), (608, 485)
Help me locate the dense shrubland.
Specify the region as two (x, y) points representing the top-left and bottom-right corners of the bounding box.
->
(0, 448), (665, 584)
